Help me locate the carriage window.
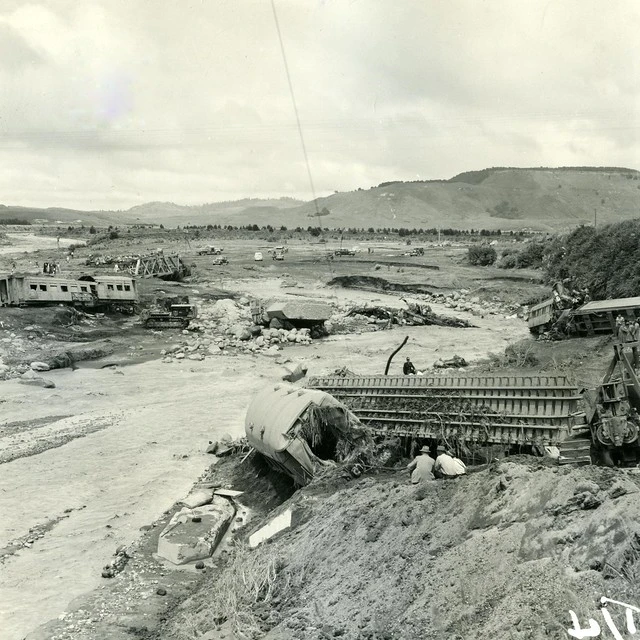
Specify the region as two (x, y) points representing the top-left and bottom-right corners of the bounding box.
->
(116, 285), (123, 291)
(107, 284), (114, 290)
(124, 285), (131, 291)
(49, 284), (57, 290)
(61, 285), (68, 292)
(80, 286), (87, 292)
(30, 284), (37, 290)
(39, 284), (47, 291)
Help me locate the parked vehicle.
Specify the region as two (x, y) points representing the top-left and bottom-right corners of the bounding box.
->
(196, 246), (223, 255)
(254, 252), (264, 261)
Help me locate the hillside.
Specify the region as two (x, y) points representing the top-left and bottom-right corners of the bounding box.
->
(1, 167), (639, 231)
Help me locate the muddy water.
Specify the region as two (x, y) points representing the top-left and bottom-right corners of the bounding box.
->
(0, 233), (85, 256)
(0, 356), (280, 640)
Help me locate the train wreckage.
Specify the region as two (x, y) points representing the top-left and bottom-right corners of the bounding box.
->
(247, 339), (640, 485)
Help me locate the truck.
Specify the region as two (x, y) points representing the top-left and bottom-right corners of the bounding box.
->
(196, 246), (223, 256)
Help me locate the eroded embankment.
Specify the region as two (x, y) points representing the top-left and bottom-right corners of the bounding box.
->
(328, 275), (436, 294)
(160, 459), (640, 640)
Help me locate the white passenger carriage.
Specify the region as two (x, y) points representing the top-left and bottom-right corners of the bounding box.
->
(0, 273), (138, 309)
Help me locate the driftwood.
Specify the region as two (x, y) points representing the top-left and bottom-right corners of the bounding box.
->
(346, 302), (475, 329)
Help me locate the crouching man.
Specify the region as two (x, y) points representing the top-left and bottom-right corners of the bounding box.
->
(434, 446), (466, 479)
(406, 445), (435, 483)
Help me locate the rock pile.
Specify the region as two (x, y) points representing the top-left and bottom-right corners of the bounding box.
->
(160, 298), (316, 364)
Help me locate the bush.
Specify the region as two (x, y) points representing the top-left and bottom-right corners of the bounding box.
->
(468, 245), (497, 266)
(497, 253), (518, 269)
(517, 242), (545, 268)
(543, 220), (640, 299)
(109, 230), (119, 240)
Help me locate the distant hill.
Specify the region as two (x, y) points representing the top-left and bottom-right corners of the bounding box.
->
(1, 167), (638, 231)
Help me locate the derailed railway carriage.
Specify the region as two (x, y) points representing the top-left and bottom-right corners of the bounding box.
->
(0, 273), (138, 311)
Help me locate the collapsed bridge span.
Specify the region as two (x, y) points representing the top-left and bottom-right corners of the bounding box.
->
(306, 374), (590, 461)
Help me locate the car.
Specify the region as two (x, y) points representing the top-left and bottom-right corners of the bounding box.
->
(212, 257), (229, 265)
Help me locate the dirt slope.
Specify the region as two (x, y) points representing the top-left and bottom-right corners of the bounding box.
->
(162, 459), (640, 640)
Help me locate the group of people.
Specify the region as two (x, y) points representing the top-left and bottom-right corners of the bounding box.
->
(406, 445), (467, 482)
(42, 261), (60, 275)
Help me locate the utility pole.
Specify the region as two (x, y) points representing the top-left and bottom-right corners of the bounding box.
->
(594, 208), (597, 228)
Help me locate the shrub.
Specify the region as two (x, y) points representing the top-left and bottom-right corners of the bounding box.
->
(497, 253), (518, 269)
(517, 242), (545, 268)
(543, 220), (640, 299)
(468, 245), (497, 266)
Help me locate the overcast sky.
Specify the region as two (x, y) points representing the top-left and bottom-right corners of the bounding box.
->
(0, 0), (638, 210)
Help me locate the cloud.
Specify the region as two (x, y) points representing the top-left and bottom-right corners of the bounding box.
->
(0, 0), (637, 209)
(0, 22), (44, 71)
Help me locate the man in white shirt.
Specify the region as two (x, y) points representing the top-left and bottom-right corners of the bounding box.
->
(434, 446), (466, 479)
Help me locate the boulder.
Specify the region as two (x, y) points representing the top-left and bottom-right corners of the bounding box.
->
(19, 376), (56, 389)
(181, 488), (214, 509)
(281, 362), (308, 382)
(233, 325), (252, 341)
(30, 361), (50, 372)
(157, 498), (235, 565)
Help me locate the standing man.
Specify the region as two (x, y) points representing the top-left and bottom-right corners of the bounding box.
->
(434, 446), (467, 479)
(406, 446), (435, 483)
(403, 357), (417, 375)
(628, 319), (640, 368)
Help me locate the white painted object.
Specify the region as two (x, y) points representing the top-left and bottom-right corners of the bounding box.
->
(249, 509), (292, 548)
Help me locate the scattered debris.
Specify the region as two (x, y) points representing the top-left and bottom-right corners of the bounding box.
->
(433, 354), (468, 368)
(101, 546), (132, 578)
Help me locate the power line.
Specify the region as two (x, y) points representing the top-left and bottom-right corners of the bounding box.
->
(270, 0), (320, 217)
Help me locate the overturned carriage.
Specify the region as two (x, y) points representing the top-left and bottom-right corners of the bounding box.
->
(245, 383), (370, 486)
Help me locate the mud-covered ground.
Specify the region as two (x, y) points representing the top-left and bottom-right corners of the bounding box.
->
(163, 458), (639, 640)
